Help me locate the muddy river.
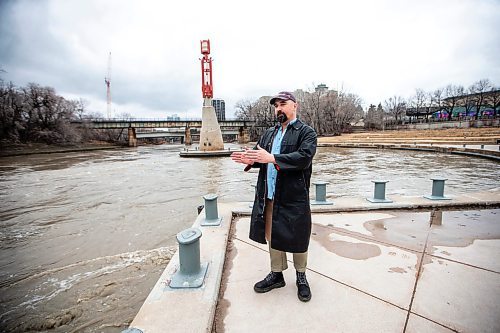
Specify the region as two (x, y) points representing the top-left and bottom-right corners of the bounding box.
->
(0, 144), (498, 332)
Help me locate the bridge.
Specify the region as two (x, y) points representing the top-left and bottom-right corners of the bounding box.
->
(70, 118), (256, 146)
(135, 128), (240, 143)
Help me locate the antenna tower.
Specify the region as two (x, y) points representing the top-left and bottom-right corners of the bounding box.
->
(104, 52), (112, 118)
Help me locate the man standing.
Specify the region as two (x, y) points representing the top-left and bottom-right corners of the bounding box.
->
(231, 91), (317, 302)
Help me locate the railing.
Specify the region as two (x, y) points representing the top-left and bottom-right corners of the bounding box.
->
(70, 118), (257, 130)
(72, 117), (255, 122)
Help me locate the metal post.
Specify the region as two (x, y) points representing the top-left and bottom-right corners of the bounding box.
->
(311, 181), (333, 205)
(367, 180), (392, 203)
(169, 228), (208, 288)
(481, 144), (484, 149)
(201, 193), (222, 226)
(424, 178), (451, 200)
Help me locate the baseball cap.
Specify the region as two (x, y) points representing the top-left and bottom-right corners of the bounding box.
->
(269, 91), (296, 105)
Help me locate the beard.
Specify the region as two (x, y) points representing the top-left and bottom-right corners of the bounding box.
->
(276, 112), (288, 123)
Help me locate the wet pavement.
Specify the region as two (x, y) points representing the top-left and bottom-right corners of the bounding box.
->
(126, 190), (500, 333)
(217, 208), (500, 333)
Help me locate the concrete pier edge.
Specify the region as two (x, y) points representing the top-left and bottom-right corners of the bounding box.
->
(125, 190), (500, 332)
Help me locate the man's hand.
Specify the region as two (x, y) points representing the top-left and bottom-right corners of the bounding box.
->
(231, 148), (254, 165)
(245, 145), (276, 164)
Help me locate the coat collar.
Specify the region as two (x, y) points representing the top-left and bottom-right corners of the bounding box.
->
(289, 118), (304, 130)
(274, 118), (304, 131)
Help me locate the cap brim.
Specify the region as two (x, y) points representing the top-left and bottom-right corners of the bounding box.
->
(270, 97), (288, 105)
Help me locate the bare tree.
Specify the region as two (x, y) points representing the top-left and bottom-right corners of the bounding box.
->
(485, 86), (500, 116)
(443, 84), (464, 120)
(470, 79), (493, 119)
(234, 97), (273, 140)
(298, 86), (323, 132)
(0, 81), (104, 144)
(384, 95), (406, 124)
(431, 88), (444, 117)
(74, 98), (88, 120)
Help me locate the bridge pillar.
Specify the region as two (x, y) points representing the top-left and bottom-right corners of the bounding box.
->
(185, 127), (192, 145)
(238, 127), (250, 144)
(128, 127), (137, 147)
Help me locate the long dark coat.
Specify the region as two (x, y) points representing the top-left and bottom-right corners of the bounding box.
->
(248, 119), (317, 253)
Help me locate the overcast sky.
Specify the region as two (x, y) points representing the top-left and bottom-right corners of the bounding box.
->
(1, 0), (499, 119)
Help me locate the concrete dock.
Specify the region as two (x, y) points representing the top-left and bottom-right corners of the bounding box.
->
(127, 190), (500, 333)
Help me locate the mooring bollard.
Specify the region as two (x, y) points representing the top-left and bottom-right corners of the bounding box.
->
(463, 144), (466, 148)
(311, 181), (333, 205)
(200, 193), (222, 226)
(169, 227), (208, 288)
(481, 144), (484, 149)
(367, 180), (392, 203)
(424, 177), (451, 200)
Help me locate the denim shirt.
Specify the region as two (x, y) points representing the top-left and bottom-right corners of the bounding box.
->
(266, 119), (297, 199)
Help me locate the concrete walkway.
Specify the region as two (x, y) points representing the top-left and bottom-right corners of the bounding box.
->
(216, 209), (500, 333)
(125, 191), (500, 333)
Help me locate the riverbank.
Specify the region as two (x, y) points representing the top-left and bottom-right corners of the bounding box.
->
(319, 127), (500, 145)
(0, 142), (125, 157)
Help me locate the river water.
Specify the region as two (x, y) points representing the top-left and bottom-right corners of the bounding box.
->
(0, 144), (499, 332)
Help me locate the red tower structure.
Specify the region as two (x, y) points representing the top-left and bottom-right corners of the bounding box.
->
(200, 40), (213, 98)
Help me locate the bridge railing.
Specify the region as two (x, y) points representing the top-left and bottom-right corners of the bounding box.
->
(71, 117), (255, 122)
(70, 118), (259, 130)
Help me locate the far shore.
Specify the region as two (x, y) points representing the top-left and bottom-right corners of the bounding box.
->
(0, 142), (126, 157)
(1, 127), (499, 158)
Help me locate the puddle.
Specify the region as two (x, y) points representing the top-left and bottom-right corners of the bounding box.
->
(312, 225), (381, 260)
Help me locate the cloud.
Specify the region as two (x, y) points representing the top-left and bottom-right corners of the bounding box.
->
(1, 0), (499, 118)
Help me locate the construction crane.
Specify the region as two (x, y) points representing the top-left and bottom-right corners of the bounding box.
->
(104, 52), (112, 118)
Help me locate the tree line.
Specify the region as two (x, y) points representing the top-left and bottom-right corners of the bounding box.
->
(0, 80), (121, 146)
(234, 85), (364, 140)
(365, 78), (499, 129)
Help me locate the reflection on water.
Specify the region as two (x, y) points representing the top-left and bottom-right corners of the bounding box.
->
(0, 145), (498, 331)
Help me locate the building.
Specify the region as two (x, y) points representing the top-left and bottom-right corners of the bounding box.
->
(166, 114), (181, 121)
(212, 98), (225, 121)
(315, 83), (329, 93)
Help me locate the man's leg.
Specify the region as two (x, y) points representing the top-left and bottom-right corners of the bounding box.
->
(292, 252), (308, 273)
(270, 244), (288, 272)
(254, 199), (286, 293)
(293, 251), (311, 302)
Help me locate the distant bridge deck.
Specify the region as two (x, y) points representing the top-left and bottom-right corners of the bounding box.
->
(136, 129), (239, 138)
(70, 118), (256, 129)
